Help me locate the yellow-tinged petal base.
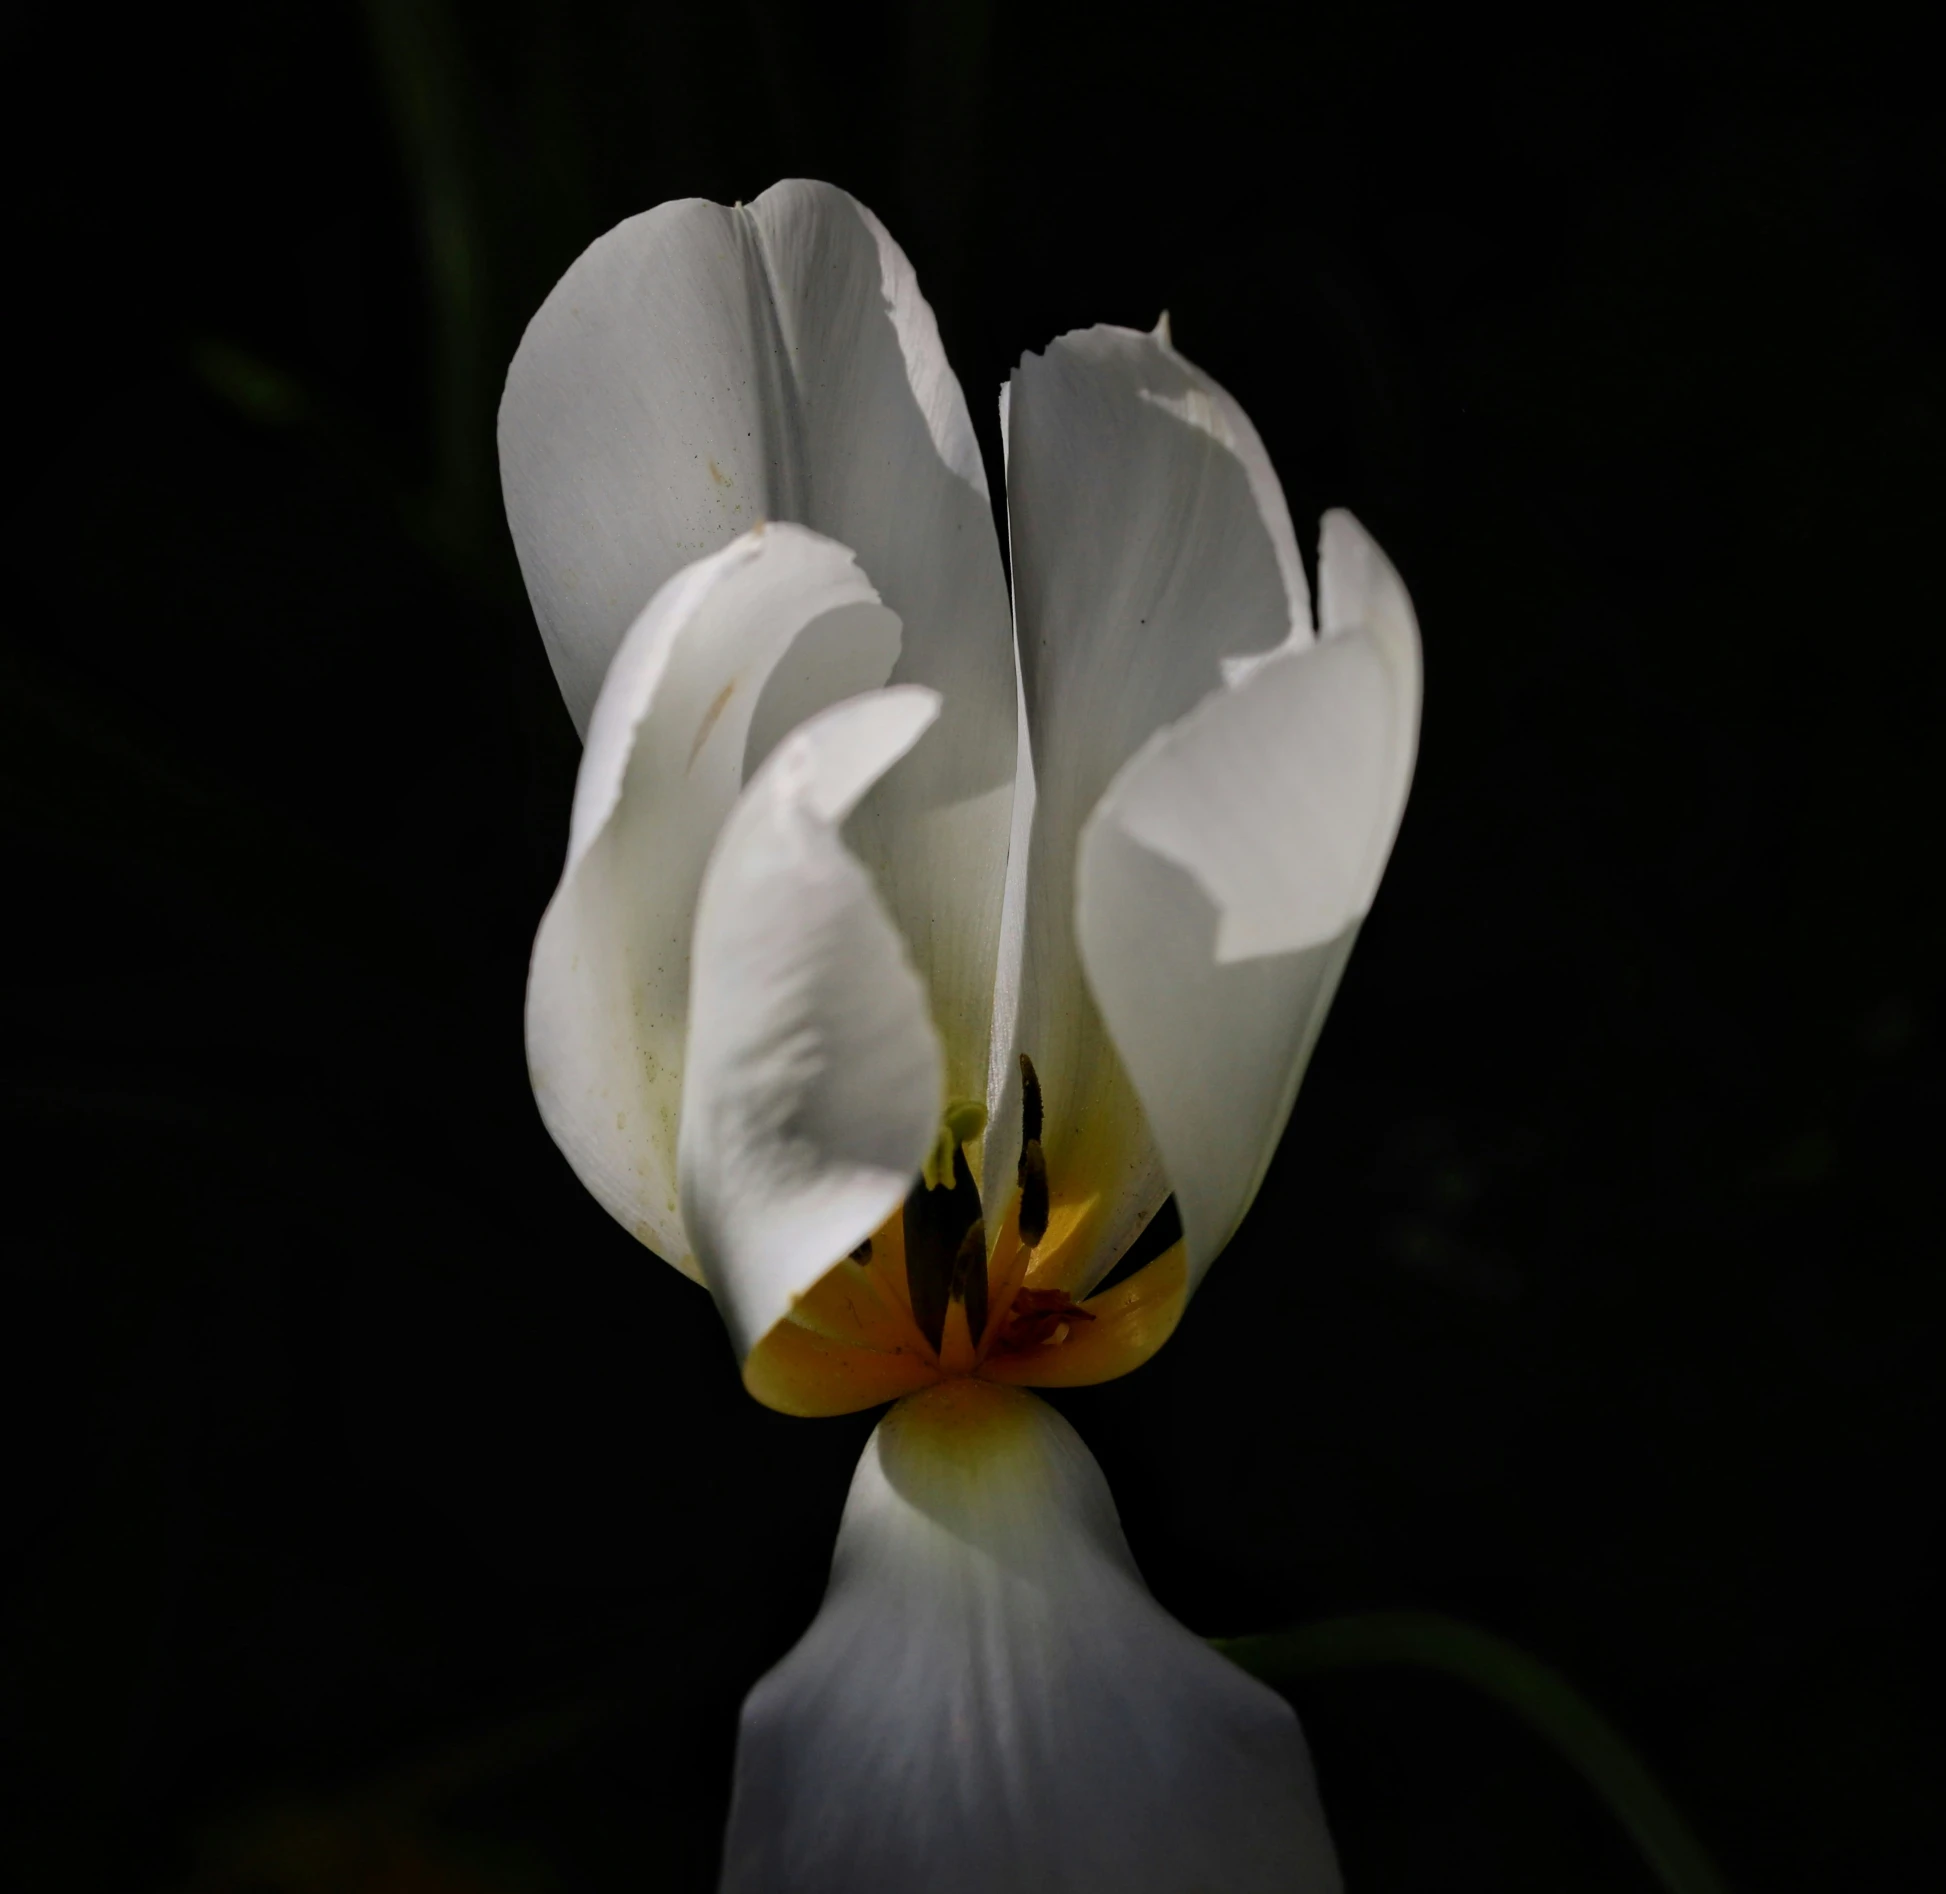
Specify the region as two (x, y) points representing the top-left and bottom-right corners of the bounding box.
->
(742, 1216), (943, 1418)
(875, 1372), (1047, 1475)
(742, 1310), (943, 1416)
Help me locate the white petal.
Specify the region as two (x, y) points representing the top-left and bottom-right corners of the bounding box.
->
(1318, 507), (1425, 838)
(978, 637), (1038, 1232)
(500, 179), (1017, 1098)
(721, 1381), (1339, 1894)
(526, 525), (902, 1275)
(1077, 511), (1421, 1283)
(1000, 325), (1311, 1288)
(679, 689), (945, 1360)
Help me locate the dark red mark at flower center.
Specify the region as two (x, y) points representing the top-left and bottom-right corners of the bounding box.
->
(992, 1287), (1096, 1355)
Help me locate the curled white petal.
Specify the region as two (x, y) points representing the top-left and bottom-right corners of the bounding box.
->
(679, 688), (945, 1359)
(1077, 511), (1422, 1283)
(525, 525), (901, 1275)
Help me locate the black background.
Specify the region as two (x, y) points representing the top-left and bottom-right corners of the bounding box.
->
(5, 2), (1938, 1889)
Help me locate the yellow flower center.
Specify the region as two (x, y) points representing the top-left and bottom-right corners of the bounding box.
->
(742, 1057), (1190, 1417)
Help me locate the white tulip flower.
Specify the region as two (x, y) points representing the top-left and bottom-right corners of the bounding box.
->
(500, 178), (1420, 1894)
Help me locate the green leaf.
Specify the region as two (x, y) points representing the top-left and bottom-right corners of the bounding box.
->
(1217, 1612), (1731, 1894)
(364, 0), (492, 560)
(191, 339), (310, 426)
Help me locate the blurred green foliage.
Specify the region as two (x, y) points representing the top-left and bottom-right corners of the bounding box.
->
(1222, 1615), (1729, 1894)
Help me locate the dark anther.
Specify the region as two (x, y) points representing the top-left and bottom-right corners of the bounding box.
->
(849, 1237), (873, 1264)
(1017, 1052), (1049, 1246)
(1018, 1139), (1049, 1247)
(904, 1142), (986, 1355)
